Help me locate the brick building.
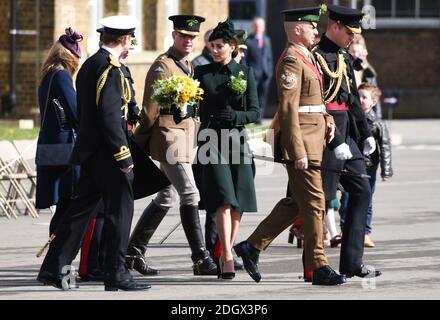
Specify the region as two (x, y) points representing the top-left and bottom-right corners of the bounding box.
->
(2, 0), (439, 119)
(231, 0), (440, 118)
(0, 0), (228, 119)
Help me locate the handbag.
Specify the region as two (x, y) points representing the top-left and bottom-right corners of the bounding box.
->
(35, 71), (76, 166)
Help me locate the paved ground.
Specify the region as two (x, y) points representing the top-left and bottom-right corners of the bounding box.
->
(1, 119), (440, 301)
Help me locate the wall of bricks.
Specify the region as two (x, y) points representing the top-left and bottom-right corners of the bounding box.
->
(0, 0), (55, 117)
(1, 0), (438, 118)
(364, 28), (440, 117)
(266, 0), (440, 118)
(0, 0), (228, 119)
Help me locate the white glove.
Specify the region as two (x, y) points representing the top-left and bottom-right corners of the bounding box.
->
(334, 143), (353, 160)
(363, 137), (376, 156)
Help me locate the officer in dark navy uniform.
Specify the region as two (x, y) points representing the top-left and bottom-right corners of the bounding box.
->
(37, 16), (150, 291)
(78, 31), (141, 283)
(313, 5), (381, 278)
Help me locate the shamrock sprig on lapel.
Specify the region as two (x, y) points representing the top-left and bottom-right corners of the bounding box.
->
(227, 71), (247, 95)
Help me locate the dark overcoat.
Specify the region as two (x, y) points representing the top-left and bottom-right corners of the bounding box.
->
(36, 69), (79, 209)
(194, 60), (260, 213)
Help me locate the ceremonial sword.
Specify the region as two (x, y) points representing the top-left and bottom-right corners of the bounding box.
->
(248, 153), (370, 179)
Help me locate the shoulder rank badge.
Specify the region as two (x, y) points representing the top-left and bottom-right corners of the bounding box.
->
(283, 54), (298, 63)
(154, 66), (165, 73)
(281, 71), (297, 90)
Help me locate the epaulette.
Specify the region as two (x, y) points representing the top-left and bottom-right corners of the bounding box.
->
(283, 54), (298, 63)
(96, 54), (125, 106)
(157, 54), (167, 61)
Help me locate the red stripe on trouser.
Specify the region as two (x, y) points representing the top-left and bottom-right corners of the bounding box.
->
(79, 217), (97, 277)
(213, 237), (222, 259)
(302, 249), (313, 280)
(295, 218), (313, 279)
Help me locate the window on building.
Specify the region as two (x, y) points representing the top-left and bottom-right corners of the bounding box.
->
(104, 0), (119, 16)
(369, 0), (440, 27)
(371, 0), (440, 18)
(229, 1), (257, 20)
(420, 0), (440, 17)
(396, 0), (415, 17)
(374, 0), (392, 17)
(127, 0), (143, 52)
(142, 0), (157, 51)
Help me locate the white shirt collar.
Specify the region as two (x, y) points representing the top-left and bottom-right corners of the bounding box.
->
(101, 45), (119, 59)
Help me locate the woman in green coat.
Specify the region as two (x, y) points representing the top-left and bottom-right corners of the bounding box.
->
(194, 19), (260, 279)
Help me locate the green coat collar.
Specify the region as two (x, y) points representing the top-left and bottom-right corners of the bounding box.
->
(215, 59), (241, 74)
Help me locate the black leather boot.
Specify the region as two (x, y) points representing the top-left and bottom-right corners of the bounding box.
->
(234, 241), (261, 282)
(126, 201), (168, 276)
(180, 204), (217, 276)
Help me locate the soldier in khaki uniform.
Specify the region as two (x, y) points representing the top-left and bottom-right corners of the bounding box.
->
(234, 7), (346, 286)
(127, 15), (217, 276)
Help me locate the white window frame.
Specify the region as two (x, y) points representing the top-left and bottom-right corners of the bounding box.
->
(127, 0), (143, 53)
(164, 0), (179, 49)
(362, 0), (440, 28)
(87, 0), (104, 55)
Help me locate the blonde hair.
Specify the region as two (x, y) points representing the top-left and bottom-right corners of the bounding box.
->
(39, 41), (79, 84)
(358, 82), (381, 105)
(352, 34), (366, 49)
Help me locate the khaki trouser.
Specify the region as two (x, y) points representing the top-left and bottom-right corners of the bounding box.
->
(248, 159), (328, 270)
(154, 162), (200, 208)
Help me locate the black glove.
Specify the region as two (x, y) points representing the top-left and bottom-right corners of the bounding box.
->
(127, 104), (141, 125)
(214, 106), (236, 123)
(352, 58), (364, 71)
(171, 104), (196, 124)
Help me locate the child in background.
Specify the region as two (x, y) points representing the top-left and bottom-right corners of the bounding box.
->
(339, 82), (393, 247)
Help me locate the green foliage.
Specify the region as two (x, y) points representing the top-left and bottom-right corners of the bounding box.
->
(0, 125), (39, 141)
(227, 71), (247, 95)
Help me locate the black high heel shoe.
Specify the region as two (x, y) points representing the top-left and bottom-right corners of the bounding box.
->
(218, 259), (235, 280)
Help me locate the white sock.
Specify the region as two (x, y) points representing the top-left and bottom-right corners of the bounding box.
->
(325, 208), (338, 238)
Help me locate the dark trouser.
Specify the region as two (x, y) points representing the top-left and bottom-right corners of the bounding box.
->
(205, 211), (217, 254)
(257, 77), (271, 120)
(322, 137), (372, 274)
(39, 148), (134, 278)
(339, 166), (377, 235)
(49, 196), (71, 236)
(338, 157), (371, 274)
(79, 210), (105, 276)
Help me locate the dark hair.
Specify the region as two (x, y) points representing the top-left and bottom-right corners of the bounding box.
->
(100, 32), (125, 45)
(230, 36), (239, 58)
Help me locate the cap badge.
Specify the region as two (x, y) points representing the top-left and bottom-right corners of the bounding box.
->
(187, 18), (199, 27)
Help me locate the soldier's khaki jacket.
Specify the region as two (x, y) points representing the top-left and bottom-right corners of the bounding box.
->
(134, 46), (196, 163)
(271, 42), (334, 162)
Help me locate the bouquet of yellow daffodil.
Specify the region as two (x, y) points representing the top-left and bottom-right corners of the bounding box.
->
(152, 75), (204, 112)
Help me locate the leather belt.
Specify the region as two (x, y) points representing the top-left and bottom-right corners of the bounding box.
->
(326, 101), (349, 111)
(298, 104), (326, 113)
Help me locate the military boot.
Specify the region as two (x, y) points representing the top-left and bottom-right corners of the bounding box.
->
(180, 204), (218, 276)
(234, 241), (261, 282)
(126, 201), (168, 276)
